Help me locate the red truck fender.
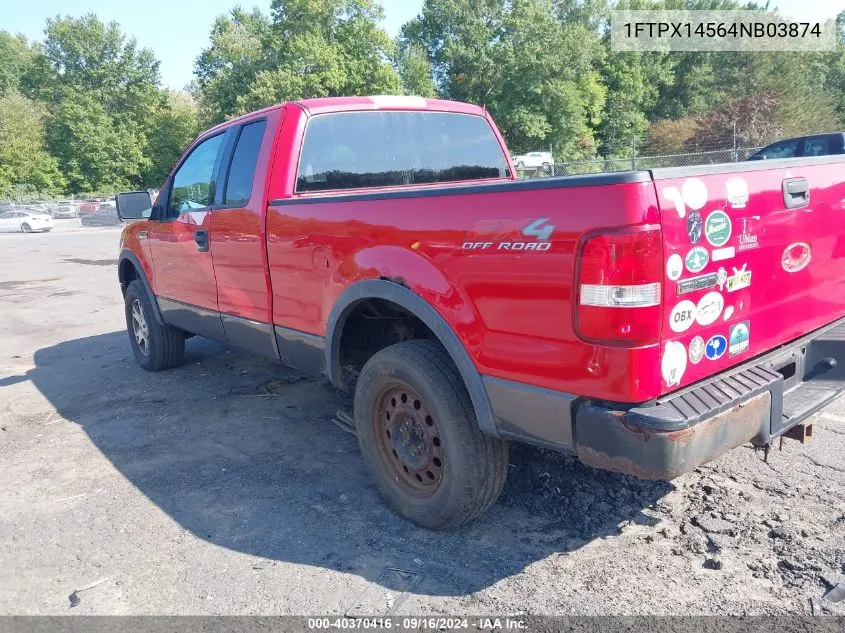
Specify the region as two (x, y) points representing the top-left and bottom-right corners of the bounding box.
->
(118, 249), (164, 326)
(324, 278), (500, 438)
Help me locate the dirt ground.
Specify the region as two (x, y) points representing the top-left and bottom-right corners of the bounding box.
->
(0, 228), (843, 616)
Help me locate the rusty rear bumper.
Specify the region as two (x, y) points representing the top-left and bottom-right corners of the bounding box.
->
(573, 317), (845, 480)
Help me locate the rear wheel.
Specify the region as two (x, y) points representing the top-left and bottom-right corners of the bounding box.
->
(354, 340), (508, 530)
(124, 280), (185, 371)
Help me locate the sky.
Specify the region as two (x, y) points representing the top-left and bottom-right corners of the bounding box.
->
(2, 0), (843, 90)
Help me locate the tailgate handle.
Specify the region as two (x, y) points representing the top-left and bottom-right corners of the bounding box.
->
(783, 178), (809, 209)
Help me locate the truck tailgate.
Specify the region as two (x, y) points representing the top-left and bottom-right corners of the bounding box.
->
(654, 157), (845, 396)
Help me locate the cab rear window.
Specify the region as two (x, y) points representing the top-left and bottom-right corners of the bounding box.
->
(296, 111), (509, 193)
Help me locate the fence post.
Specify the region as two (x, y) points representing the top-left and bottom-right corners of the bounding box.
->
(732, 121), (738, 162)
(631, 134), (637, 170)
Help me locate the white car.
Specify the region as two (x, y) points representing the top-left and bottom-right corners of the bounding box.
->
(511, 151), (554, 168)
(0, 209), (55, 233)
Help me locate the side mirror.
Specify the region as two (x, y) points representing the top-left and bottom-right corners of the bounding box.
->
(116, 191), (153, 220)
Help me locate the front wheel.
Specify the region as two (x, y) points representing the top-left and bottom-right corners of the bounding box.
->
(21, 223), (31, 233)
(124, 280), (185, 371)
(354, 340), (508, 530)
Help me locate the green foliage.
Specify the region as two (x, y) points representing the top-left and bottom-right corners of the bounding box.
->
(46, 88), (149, 192)
(394, 42), (437, 97)
(402, 0), (606, 159)
(0, 93), (65, 197)
(195, 0), (402, 124)
(141, 91), (201, 187)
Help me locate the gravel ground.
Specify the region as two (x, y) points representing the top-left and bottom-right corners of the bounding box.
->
(0, 229), (843, 616)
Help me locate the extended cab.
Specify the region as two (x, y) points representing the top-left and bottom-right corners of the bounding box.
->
(116, 96), (845, 529)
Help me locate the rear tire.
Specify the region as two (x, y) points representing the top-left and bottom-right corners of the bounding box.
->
(124, 280), (185, 371)
(354, 339), (508, 530)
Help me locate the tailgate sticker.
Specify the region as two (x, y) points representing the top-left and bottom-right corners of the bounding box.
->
(729, 321), (750, 357)
(669, 300), (697, 333)
(782, 242), (812, 273)
(688, 336), (705, 364)
(705, 335), (728, 361)
(666, 253), (684, 281)
(662, 341), (688, 388)
(685, 246), (709, 273)
(687, 211), (703, 243)
(737, 216), (760, 251)
(705, 210), (732, 247)
(723, 306), (735, 321)
(726, 264), (752, 292)
(711, 246), (735, 262)
(682, 179), (709, 211)
(677, 272), (719, 295)
(725, 178), (749, 209)
(695, 292), (724, 326)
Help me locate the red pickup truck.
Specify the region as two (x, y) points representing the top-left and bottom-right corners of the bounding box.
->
(116, 96), (845, 529)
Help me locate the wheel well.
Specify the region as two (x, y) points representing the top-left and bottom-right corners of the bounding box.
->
(338, 298), (437, 387)
(119, 259), (139, 296)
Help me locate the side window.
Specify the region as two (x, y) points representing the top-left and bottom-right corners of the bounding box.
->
(224, 120), (267, 205)
(761, 139), (799, 159)
(296, 111), (508, 193)
(167, 133), (225, 218)
(802, 137), (830, 157)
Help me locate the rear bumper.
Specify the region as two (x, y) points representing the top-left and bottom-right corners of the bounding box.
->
(485, 316), (845, 480)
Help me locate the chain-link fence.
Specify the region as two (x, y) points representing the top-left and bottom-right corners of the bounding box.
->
(516, 146), (765, 179)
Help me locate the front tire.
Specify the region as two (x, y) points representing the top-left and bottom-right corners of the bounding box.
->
(21, 223), (31, 233)
(124, 280), (185, 371)
(354, 340), (508, 530)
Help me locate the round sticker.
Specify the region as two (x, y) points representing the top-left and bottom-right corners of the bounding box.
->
(685, 246), (709, 274)
(782, 242), (811, 273)
(688, 336), (705, 364)
(717, 267), (728, 290)
(662, 341), (688, 388)
(696, 291), (724, 326)
(681, 179), (708, 211)
(669, 300), (697, 333)
(725, 178), (749, 208)
(705, 210), (732, 247)
(666, 254), (684, 281)
(705, 335), (728, 361)
(687, 211), (703, 244)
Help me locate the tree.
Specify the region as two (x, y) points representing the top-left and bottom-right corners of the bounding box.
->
(141, 91), (201, 187)
(402, 0), (606, 159)
(195, 0), (402, 124)
(394, 41), (437, 97)
(0, 92), (65, 197)
(0, 32), (39, 97)
(46, 89), (148, 193)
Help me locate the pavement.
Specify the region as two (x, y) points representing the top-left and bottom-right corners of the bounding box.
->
(0, 228), (843, 616)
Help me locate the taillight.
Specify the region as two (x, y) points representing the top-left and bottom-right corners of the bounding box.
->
(576, 228), (663, 345)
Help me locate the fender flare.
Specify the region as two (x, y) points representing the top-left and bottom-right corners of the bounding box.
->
(118, 249), (164, 325)
(325, 279), (499, 437)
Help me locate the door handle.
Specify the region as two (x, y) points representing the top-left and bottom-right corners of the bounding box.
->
(195, 229), (209, 252)
(783, 178), (809, 209)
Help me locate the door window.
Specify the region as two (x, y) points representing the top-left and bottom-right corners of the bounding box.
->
(224, 120), (267, 205)
(167, 133), (225, 218)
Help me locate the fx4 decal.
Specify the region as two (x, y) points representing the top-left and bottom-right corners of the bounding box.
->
(462, 218), (555, 252)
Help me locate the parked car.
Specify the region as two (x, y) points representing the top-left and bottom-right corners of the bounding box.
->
(77, 200), (100, 216)
(49, 200), (78, 218)
(81, 205), (122, 227)
(0, 209), (54, 233)
(748, 132), (845, 160)
(510, 151), (553, 168)
(115, 95), (845, 530)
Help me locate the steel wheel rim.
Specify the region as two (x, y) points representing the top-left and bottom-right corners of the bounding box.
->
(373, 384), (444, 498)
(131, 299), (150, 356)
